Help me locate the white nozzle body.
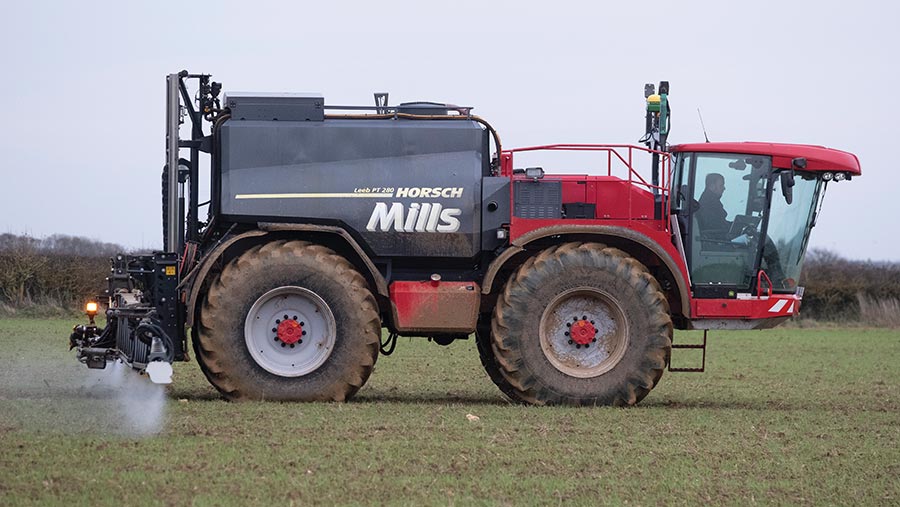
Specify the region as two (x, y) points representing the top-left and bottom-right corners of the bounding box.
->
(146, 361), (173, 384)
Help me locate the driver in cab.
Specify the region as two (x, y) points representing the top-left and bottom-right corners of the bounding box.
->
(696, 173), (730, 239)
(695, 172), (786, 285)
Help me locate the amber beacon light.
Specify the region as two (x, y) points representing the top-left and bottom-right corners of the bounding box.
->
(85, 301), (99, 324)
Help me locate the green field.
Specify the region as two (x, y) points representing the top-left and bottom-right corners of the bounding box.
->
(0, 319), (897, 506)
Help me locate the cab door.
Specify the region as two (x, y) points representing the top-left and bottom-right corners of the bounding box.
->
(671, 152), (770, 297)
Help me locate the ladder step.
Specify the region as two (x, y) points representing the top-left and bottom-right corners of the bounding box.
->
(668, 330), (708, 373)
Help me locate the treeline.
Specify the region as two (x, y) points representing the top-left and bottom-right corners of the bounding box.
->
(0, 233), (126, 315)
(1, 233), (898, 325)
(799, 249), (900, 325)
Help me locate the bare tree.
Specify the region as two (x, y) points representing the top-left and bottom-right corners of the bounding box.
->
(0, 235), (47, 305)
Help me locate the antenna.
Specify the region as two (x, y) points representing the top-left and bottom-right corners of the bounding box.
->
(697, 108), (710, 142)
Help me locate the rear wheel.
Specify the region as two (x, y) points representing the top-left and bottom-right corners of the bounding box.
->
(195, 240), (380, 401)
(475, 314), (526, 403)
(490, 242), (672, 406)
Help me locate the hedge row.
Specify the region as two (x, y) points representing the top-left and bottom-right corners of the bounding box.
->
(0, 234), (122, 310)
(1, 234), (897, 324)
(798, 250), (900, 322)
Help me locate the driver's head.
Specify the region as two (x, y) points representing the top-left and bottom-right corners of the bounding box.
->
(705, 173), (725, 197)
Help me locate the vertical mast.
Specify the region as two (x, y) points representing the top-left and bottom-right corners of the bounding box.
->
(165, 73), (181, 253)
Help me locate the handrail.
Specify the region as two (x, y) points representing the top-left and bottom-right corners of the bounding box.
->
(757, 270), (773, 297)
(502, 144), (672, 230)
(505, 143), (669, 156)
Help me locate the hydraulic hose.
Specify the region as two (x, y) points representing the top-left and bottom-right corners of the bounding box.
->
(134, 321), (175, 363)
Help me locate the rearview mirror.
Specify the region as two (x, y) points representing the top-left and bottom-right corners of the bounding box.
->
(728, 159), (747, 171)
(780, 169), (795, 204)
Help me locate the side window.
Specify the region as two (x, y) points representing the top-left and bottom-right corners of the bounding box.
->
(692, 155), (769, 239)
(671, 153), (692, 214)
(693, 156), (746, 238)
(688, 154), (771, 291)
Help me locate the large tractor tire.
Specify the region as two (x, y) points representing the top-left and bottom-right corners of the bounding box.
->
(195, 240), (380, 401)
(490, 242), (672, 406)
(475, 314), (526, 403)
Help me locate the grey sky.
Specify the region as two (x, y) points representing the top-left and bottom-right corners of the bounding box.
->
(2, 1), (897, 260)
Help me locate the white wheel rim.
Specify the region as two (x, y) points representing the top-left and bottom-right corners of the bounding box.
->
(539, 287), (629, 378)
(244, 286), (336, 377)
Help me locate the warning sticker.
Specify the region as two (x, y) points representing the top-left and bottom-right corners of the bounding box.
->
(165, 266), (176, 276)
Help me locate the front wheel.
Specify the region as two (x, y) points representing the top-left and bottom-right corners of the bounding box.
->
(195, 240), (380, 401)
(490, 242), (672, 406)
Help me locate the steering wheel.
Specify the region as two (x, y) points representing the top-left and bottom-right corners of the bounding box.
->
(741, 224), (758, 240)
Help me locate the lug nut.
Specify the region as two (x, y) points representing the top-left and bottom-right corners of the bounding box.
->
(568, 340), (573, 345)
(276, 319), (281, 324)
(590, 320), (595, 324)
(301, 331), (307, 336)
(566, 323), (571, 327)
(592, 338), (597, 343)
(300, 321), (305, 326)
(281, 343), (286, 348)
(290, 344), (295, 348)
(292, 315), (298, 320)
(283, 314), (289, 320)
(274, 337), (279, 342)
(565, 331), (569, 336)
(272, 328), (277, 333)
(576, 344), (581, 349)
(582, 315), (587, 320)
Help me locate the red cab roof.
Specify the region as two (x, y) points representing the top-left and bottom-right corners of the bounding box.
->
(671, 142), (861, 175)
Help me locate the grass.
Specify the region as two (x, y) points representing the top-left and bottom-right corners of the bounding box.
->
(0, 319), (898, 506)
(858, 293), (900, 328)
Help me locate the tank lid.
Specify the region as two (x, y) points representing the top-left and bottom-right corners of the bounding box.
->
(397, 101), (450, 116)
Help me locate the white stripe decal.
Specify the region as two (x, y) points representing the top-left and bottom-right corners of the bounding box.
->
(768, 299), (789, 313)
(786, 302), (795, 314)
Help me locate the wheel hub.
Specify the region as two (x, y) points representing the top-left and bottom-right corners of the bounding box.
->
(539, 287), (629, 378)
(568, 318), (596, 345)
(245, 286), (336, 377)
(276, 318), (304, 345)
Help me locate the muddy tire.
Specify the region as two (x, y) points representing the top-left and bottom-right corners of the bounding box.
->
(195, 240), (380, 401)
(475, 314), (526, 403)
(490, 242), (672, 406)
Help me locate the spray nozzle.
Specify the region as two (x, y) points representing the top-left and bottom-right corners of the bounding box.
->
(145, 361), (173, 384)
